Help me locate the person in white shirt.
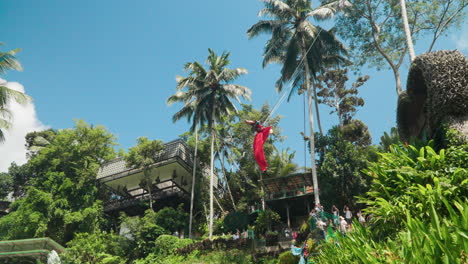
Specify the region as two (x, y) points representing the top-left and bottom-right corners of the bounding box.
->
(316, 218), (327, 238)
(357, 210), (366, 225)
(339, 216), (348, 235)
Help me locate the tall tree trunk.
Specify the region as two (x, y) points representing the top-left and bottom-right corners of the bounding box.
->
(146, 174), (153, 210)
(301, 37), (320, 206)
(218, 153), (237, 211)
(259, 170), (265, 210)
(188, 125), (198, 238)
(313, 82), (324, 136)
(209, 111), (215, 240)
(392, 66), (403, 95)
(214, 194), (225, 213)
(400, 0), (416, 62)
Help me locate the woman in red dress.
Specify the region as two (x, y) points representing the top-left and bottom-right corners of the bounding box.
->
(245, 120), (273, 171)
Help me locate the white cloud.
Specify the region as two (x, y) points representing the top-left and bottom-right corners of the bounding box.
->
(0, 79), (47, 172)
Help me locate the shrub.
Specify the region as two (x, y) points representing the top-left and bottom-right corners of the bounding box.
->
(62, 232), (128, 264)
(360, 144), (467, 236)
(316, 143), (468, 263)
(154, 205), (189, 234)
(136, 249), (255, 264)
(254, 210), (281, 236)
(277, 251), (299, 264)
(317, 199), (467, 264)
(119, 210), (169, 259)
(154, 235), (193, 256)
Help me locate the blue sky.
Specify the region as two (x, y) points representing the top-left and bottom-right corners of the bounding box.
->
(1, 0), (467, 167)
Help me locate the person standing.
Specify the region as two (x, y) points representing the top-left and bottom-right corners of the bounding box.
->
(339, 216), (347, 235)
(332, 205), (339, 216)
(344, 206), (352, 224)
(358, 210), (366, 226)
(316, 218), (327, 239)
(332, 205), (339, 225)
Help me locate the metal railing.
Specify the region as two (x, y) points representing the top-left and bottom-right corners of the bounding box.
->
(104, 179), (189, 212)
(97, 139), (194, 180)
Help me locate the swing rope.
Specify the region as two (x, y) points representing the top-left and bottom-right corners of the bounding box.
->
(261, 27), (324, 125)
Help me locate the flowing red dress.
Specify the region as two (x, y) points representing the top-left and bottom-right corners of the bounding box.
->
(253, 125), (272, 171)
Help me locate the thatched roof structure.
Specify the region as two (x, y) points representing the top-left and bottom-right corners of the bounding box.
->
(397, 50), (468, 141)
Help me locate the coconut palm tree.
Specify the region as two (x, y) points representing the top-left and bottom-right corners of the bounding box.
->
(214, 123), (237, 211)
(268, 148), (299, 178)
(247, 0), (350, 205)
(274, 29), (350, 136)
(167, 82), (200, 239)
(0, 44), (28, 143)
(168, 49), (251, 239)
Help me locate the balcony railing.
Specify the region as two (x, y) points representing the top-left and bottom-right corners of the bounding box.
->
(104, 179), (189, 212)
(97, 139), (194, 180)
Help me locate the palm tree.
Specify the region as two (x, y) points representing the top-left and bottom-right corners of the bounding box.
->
(167, 86), (200, 239)
(214, 123), (237, 211)
(247, 0), (350, 205)
(268, 148), (299, 178)
(0, 44), (28, 142)
(168, 49), (251, 239)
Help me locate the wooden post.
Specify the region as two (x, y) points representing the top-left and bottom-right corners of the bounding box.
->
(286, 203), (291, 228)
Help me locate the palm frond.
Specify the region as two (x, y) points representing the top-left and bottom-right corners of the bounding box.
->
(279, 35), (300, 85)
(0, 118), (11, 129)
(223, 84), (252, 101)
(262, 24), (291, 67)
(247, 20), (283, 39)
(219, 68), (248, 83)
(0, 117), (11, 143)
(307, 0), (351, 21)
(262, 0), (293, 14)
(0, 48), (23, 74)
(0, 107), (12, 120)
(0, 85), (29, 105)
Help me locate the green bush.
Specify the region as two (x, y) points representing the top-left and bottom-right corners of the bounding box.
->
(254, 210), (281, 236)
(62, 232), (128, 264)
(135, 249), (256, 264)
(154, 235), (193, 256)
(277, 251), (299, 264)
(360, 144), (467, 236)
(316, 143), (468, 263)
(154, 205), (189, 234)
(119, 210), (169, 259)
(317, 199), (467, 264)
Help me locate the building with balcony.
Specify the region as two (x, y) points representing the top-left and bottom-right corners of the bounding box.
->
(262, 172), (315, 228)
(97, 139), (211, 215)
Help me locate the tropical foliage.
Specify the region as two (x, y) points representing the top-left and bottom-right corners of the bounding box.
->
(315, 124), (375, 209)
(63, 232), (128, 264)
(0, 120), (117, 244)
(316, 142), (468, 263)
(333, 0), (467, 94)
(247, 0), (351, 206)
(167, 48), (251, 239)
(124, 137), (165, 210)
(0, 1), (465, 263)
(0, 44), (28, 142)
